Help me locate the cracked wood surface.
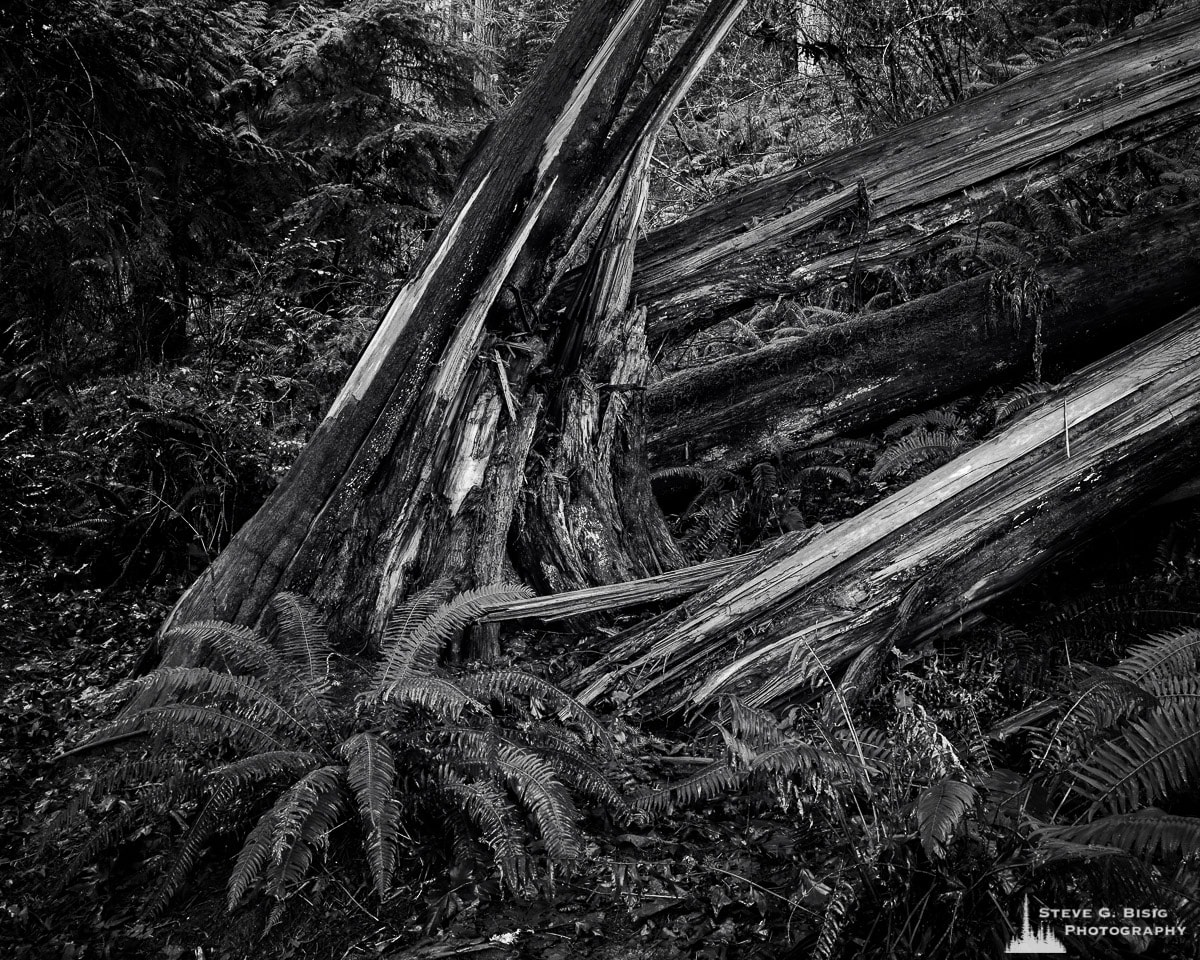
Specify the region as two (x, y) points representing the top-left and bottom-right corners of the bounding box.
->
(629, 6), (1200, 347)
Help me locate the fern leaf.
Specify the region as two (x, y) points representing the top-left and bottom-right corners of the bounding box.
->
(378, 579), (455, 671)
(1069, 703), (1200, 814)
(146, 778), (241, 916)
(915, 778), (978, 859)
(77, 703), (292, 754)
(440, 729), (581, 861)
(228, 808), (273, 910)
(111, 667), (320, 745)
(462, 670), (610, 746)
(267, 593), (333, 699)
(339, 733), (400, 898)
(1113, 627), (1200, 685)
(375, 585), (535, 690)
(871, 428), (964, 480)
(161, 621), (279, 676)
(883, 408), (968, 438)
(724, 695), (785, 750)
(1036, 810), (1200, 862)
(634, 761), (745, 813)
(376, 673), (487, 720)
(993, 381), (1053, 422)
(439, 774), (529, 890)
(210, 751), (322, 787)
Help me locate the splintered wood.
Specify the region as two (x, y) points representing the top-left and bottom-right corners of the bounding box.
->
(567, 304), (1200, 713)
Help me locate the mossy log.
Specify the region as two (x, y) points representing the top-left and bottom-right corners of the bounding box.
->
(626, 6), (1200, 348)
(647, 201), (1200, 468)
(574, 302), (1200, 713)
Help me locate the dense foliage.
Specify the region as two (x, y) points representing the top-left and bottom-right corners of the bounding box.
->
(3, 2), (1200, 959)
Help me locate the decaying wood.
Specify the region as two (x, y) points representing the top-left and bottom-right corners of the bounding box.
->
(149, 0), (754, 665)
(513, 2), (749, 597)
(648, 200), (1200, 468)
(626, 6), (1200, 348)
(158, 0), (675, 648)
(575, 303), (1200, 713)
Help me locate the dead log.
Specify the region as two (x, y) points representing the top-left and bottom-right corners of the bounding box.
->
(648, 200), (1200, 468)
(627, 6), (1200, 348)
(575, 302), (1200, 713)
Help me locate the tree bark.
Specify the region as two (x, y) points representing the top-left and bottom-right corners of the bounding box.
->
(623, 6), (1200, 349)
(647, 200), (1200, 469)
(160, 0), (675, 647)
(575, 303), (1200, 714)
(153, 0), (750, 664)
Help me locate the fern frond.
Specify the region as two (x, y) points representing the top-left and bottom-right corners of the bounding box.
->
(438, 774), (529, 890)
(1069, 703), (1200, 814)
(751, 462), (779, 499)
(267, 593), (333, 699)
(161, 621), (279, 677)
(680, 499), (741, 561)
(527, 734), (635, 824)
(751, 740), (874, 784)
(375, 585), (535, 690)
(915, 778), (978, 859)
(462, 669), (610, 746)
(210, 751), (322, 788)
(993, 381), (1053, 422)
(650, 465), (735, 485)
(634, 761), (745, 813)
(1113, 627), (1200, 685)
(800, 464), (852, 485)
(228, 808), (273, 910)
(266, 768), (348, 901)
(146, 778), (241, 916)
(1032, 666), (1158, 766)
(376, 673), (487, 720)
(76, 702), (292, 754)
(440, 729), (581, 861)
(111, 667), (320, 745)
(378, 579), (455, 670)
(61, 804), (143, 888)
(166, 621), (330, 720)
(339, 733), (400, 898)
(883, 408), (968, 438)
(1036, 810), (1200, 862)
(724, 696), (785, 750)
(871, 428), (964, 480)
(270, 765), (345, 865)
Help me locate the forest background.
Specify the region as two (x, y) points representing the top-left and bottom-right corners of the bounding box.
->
(3, 2), (1200, 959)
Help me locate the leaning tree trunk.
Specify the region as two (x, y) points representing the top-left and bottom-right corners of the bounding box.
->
(647, 199), (1200, 469)
(155, 0), (750, 661)
(619, 5), (1200, 349)
(574, 303), (1200, 714)
(159, 0), (676, 648)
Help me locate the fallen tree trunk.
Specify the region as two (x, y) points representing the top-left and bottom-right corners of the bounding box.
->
(625, 6), (1200, 348)
(647, 200), (1200, 468)
(575, 302), (1200, 713)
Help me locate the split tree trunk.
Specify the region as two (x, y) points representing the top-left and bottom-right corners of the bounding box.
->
(647, 200), (1200, 469)
(621, 5), (1200, 349)
(575, 303), (1200, 714)
(160, 0), (676, 647)
(155, 0), (750, 662)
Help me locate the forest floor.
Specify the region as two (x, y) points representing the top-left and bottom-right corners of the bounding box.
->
(5, 492), (1200, 960)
